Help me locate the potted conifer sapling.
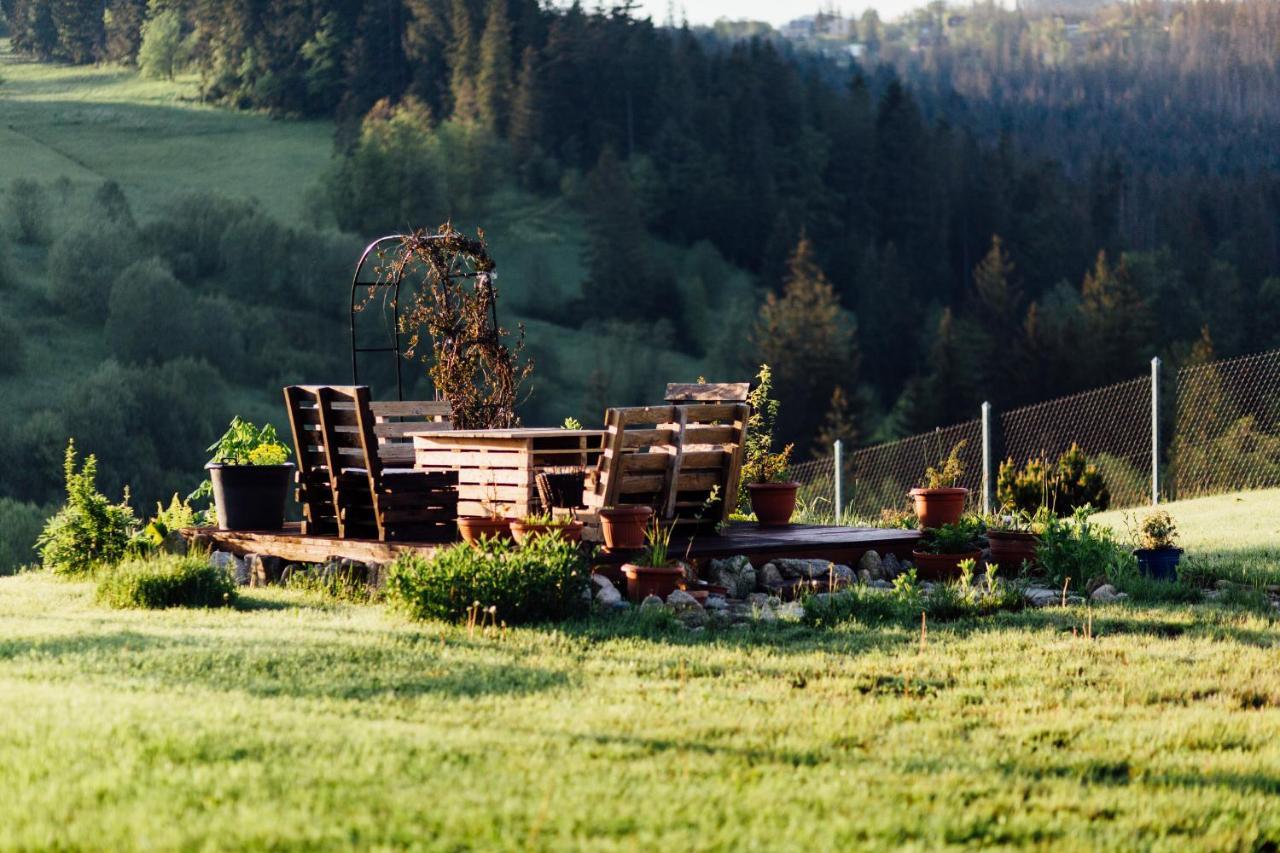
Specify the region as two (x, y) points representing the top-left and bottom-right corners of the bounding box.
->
(742, 364), (800, 526)
(910, 440), (969, 529)
(202, 417), (294, 531)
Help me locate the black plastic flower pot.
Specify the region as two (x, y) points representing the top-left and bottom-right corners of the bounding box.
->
(206, 463), (294, 531)
(1133, 547), (1183, 582)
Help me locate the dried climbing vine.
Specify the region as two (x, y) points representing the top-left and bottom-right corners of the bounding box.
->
(361, 224), (532, 429)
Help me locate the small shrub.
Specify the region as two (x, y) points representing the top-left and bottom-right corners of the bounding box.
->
(96, 553), (236, 609)
(998, 444), (1110, 515)
(1137, 509), (1178, 550)
(1036, 506), (1132, 589)
(6, 178), (50, 245)
(0, 498), (49, 575)
(387, 535), (589, 624)
(741, 363), (794, 487)
(36, 441), (137, 577)
(105, 258), (192, 364)
(46, 222), (139, 320)
(922, 440), (966, 489)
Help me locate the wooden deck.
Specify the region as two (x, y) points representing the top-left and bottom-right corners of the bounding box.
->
(182, 522), (920, 568)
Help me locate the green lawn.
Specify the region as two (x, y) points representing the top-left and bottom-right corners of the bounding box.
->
(3, 494), (1280, 848)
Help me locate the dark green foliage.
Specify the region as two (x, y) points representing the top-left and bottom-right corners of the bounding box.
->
(0, 313), (25, 376)
(918, 519), (982, 555)
(387, 535), (590, 624)
(106, 258), (190, 365)
(49, 0), (103, 63)
(0, 497), (48, 575)
(805, 567), (1023, 627)
(6, 178), (50, 245)
(96, 553), (236, 609)
(36, 441), (137, 577)
(46, 222), (139, 320)
(1035, 507), (1133, 590)
(142, 193), (258, 282)
(103, 0), (147, 63)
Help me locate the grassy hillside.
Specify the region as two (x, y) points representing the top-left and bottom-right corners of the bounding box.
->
(2, 494), (1279, 848)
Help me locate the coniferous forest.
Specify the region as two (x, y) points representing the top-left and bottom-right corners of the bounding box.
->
(1, 0), (1279, 516)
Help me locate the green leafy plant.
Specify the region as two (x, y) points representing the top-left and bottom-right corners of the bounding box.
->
(741, 364), (795, 487)
(96, 552), (236, 609)
(638, 515), (674, 568)
(130, 494), (198, 555)
(206, 417), (291, 465)
(1137, 509), (1178, 550)
(918, 519), (981, 555)
(922, 440), (967, 489)
(986, 505), (1051, 535)
(1036, 506), (1134, 589)
(36, 441), (137, 577)
(878, 506), (920, 530)
(387, 534), (589, 624)
(562, 416), (582, 430)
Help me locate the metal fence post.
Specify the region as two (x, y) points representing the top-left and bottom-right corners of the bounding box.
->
(1151, 357), (1161, 505)
(981, 402), (994, 514)
(833, 439), (843, 525)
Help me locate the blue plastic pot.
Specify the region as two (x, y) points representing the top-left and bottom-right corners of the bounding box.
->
(1133, 547), (1183, 581)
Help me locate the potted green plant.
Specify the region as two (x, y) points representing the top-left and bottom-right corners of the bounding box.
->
(910, 440), (968, 529)
(1133, 509), (1182, 581)
(912, 518), (983, 581)
(203, 417), (294, 531)
(742, 364), (799, 526)
(510, 510), (584, 545)
(985, 506), (1048, 575)
(599, 505), (653, 551)
(458, 485), (515, 545)
(621, 516), (684, 603)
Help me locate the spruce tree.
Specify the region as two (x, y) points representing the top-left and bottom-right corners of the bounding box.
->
(1079, 250), (1151, 382)
(752, 236), (859, 447)
(448, 0), (480, 123)
(508, 45), (540, 164)
(814, 385), (861, 455)
(50, 0), (103, 63)
(581, 146), (663, 318)
(476, 0), (513, 134)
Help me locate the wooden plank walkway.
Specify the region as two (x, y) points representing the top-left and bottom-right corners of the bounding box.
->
(182, 522), (920, 567)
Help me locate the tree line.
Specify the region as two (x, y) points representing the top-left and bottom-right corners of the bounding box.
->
(5, 0), (1280, 455)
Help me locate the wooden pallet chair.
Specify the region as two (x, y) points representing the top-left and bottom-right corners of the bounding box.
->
(664, 382), (751, 406)
(369, 399), (453, 466)
(586, 402), (749, 535)
(283, 385), (340, 535)
(314, 386), (458, 542)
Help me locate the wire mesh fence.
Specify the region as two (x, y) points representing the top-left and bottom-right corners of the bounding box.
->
(787, 347), (1280, 525)
(1171, 349), (1280, 499)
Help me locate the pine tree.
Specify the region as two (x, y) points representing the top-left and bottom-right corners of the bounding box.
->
(1079, 250), (1151, 382)
(968, 234), (1023, 405)
(581, 146), (664, 318)
(508, 45), (540, 164)
(50, 0), (104, 63)
(449, 0), (480, 123)
(476, 0), (513, 134)
(814, 385), (861, 454)
(752, 236), (859, 446)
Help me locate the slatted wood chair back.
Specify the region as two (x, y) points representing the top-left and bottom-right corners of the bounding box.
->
(316, 386), (458, 542)
(283, 385), (339, 535)
(593, 403), (749, 527)
(369, 399), (453, 466)
(664, 382), (751, 406)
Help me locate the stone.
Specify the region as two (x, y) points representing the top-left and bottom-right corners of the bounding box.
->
(857, 569), (872, 584)
(665, 589), (703, 611)
(594, 577), (623, 606)
(709, 556), (756, 599)
(212, 551), (248, 586)
(639, 594), (665, 611)
(1090, 584), (1122, 603)
(773, 558), (840, 581)
(705, 595), (729, 611)
(1086, 575), (1110, 596)
(245, 553), (284, 587)
(881, 554), (903, 579)
(776, 601), (805, 621)
(758, 563), (785, 591)
(1024, 588), (1061, 608)
(677, 607), (710, 628)
(280, 563), (304, 584)
(870, 579), (893, 590)
(364, 562), (387, 591)
(746, 592), (772, 608)
(858, 550), (883, 580)
(830, 564), (856, 588)
(610, 599), (631, 612)
(754, 604), (778, 622)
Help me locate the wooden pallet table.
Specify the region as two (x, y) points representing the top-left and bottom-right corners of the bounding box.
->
(412, 428), (605, 518)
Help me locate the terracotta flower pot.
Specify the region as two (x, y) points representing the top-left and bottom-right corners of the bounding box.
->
(600, 506), (653, 551)
(909, 487), (968, 529)
(623, 563), (684, 603)
(911, 549), (983, 582)
(747, 481), (800, 527)
(457, 516), (514, 546)
(987, 530), (1039, 574)
(510, 519), (584, 545)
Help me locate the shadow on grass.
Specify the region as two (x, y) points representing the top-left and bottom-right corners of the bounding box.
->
(0, 629), (570, 701)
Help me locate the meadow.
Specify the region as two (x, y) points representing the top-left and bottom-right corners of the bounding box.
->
(2, 492), (1279, 849)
